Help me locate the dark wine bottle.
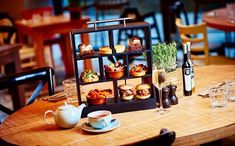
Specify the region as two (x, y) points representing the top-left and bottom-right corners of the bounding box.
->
(186, 42), (195, 93)
(182, 43), (192, 96)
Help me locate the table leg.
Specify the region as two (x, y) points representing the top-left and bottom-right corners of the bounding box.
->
(31, 33), (46, 68)
(63, 34), (75, 77)
(81, 23), (92, 70)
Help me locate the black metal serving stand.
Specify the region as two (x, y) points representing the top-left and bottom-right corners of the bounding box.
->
(70, 18), (156, 117)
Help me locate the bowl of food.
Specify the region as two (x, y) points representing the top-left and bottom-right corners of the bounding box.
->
(86, 89), (107, 105)
(104, 62), (125, 79)
(80, 70), (99, 83)
(130, 64), (148, 77)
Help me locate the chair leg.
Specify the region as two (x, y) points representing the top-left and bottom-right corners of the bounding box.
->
(49, 45), (55, 67)
(194, 4), (199, 24)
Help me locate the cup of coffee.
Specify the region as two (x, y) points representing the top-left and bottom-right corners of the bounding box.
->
(87, 110), (112, 129)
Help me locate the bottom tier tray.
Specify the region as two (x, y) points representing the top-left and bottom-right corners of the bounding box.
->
(81, 97), (156, 117)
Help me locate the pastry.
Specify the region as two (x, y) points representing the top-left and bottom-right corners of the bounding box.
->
(79, 43), (95, 57)
(128, 37), (142, 51)
(115, 44), (125, 53)
(99, 46), (112, 55)
(130, 64), (148, 77)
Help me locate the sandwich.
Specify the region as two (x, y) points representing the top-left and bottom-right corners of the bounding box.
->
(135, 84), (151, 99)
(119, 84), (134, 100)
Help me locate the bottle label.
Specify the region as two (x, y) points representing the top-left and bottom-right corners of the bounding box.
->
(191, 67), (195, 89)
(184, 68), (192, 91)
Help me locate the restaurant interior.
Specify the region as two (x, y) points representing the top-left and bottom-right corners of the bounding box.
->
(0, 0), (235, 145)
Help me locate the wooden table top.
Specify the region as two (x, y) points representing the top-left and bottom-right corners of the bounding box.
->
(0, 44), (21, 53)
(203, 8), (235, 32)
(15, 15), (91, 76)
(1, 65), (235, 146)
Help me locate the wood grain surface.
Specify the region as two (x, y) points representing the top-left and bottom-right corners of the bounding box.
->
(1, 65), (235, 146)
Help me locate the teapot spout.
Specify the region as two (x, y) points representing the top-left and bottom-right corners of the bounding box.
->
(76, 103), (86, 118)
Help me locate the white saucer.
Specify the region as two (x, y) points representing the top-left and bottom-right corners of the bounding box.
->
(81, 120), (120, 133)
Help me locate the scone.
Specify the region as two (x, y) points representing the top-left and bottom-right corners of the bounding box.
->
(99, 46), (112, 55)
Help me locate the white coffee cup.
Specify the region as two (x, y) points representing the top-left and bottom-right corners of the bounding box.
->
(87, 110), (112, 129)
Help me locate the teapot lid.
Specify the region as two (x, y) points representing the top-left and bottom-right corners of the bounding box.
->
(58, 102), (75, 111)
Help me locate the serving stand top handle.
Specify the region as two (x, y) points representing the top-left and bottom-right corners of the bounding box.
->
(87, 17), (132, 30)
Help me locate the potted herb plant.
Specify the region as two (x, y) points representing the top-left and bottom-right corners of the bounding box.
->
(152, 42), (177, 72)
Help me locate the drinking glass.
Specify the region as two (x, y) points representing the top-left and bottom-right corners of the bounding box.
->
(209, 86), (228, 108)
(62, 78), (78, 104)
(152, 64), (169, 114)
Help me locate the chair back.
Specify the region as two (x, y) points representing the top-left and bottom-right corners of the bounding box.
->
(0, 12), (17, 44)
(0, 67), (54, 114)
(170, 1), (189, 25)
(22, 6), (53, 20)
(175, 18), (210, 65)
(118, 7), (161, 44)
(125, 128), (175, 146)
(95, 0), (129, 11)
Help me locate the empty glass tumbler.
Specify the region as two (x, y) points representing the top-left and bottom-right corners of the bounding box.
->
(62, 78), (78, 104)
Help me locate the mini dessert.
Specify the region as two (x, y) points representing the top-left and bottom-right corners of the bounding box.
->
(78, 43), (95, 57)
(128, 37), (142, 51)
(135, 84), (151, 99)
(119, 84), (134, 101)
(99, 46), (112, 55)
(130, 64), (148, 77)
(104, 62), (125, 79)
(86, 89), (110, 105)
(115, 44), (125, 53)
(80, 70), (99, 83)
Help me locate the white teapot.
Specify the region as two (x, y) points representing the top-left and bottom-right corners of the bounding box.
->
(43, 102), (86, 129)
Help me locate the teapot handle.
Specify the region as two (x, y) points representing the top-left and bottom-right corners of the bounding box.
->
(43, 110), (55, 125)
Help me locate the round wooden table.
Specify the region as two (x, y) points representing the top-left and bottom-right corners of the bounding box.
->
(1, 65), (235, 146)
(203, 8), (235, 32)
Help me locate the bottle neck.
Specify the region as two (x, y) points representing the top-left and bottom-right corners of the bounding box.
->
(183, 52), (189, 62)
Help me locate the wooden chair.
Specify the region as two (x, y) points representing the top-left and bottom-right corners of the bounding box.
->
(0, 67), (54, 115)
(0, 12), (36, 69)
(125, 128), (176, 146)
(175, 18), (210, 65)
(21, 7), (66, 67)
